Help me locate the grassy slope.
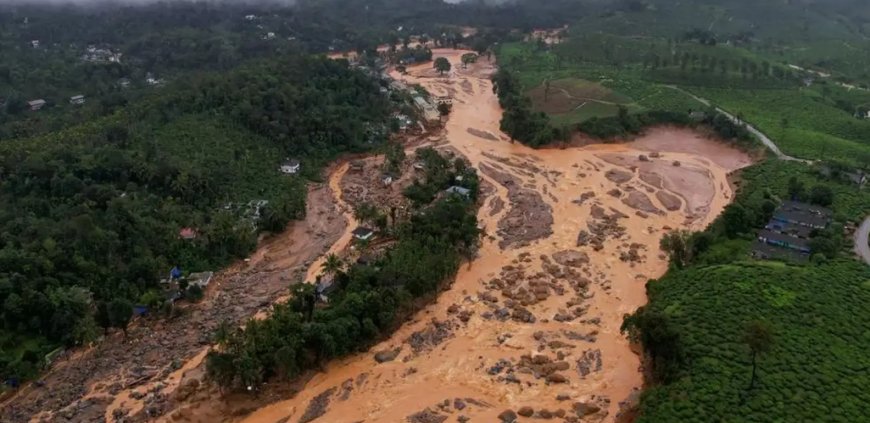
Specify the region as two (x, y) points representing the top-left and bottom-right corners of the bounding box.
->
(638, 160), (870, 422)
(640, 260), (870, 423)
(689, 86), (870, 165)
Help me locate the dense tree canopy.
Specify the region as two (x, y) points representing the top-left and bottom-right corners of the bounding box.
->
(0, 54), (390, 381)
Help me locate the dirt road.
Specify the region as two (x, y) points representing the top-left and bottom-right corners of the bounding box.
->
(163, 50), (751, 423)
(1, 181), (348, 423)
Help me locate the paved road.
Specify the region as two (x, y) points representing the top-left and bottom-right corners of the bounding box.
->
(665, 86), (813, 164)
(856, 217), (870, 265)
(664, 87), (868, 265)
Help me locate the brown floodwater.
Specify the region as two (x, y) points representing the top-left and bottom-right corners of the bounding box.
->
(193, 49), (753, 423)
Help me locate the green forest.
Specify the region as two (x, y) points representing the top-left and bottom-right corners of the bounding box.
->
(0, 54), (391, 381)
(1, 1), (869, 422)
(207, 151), (480, 390)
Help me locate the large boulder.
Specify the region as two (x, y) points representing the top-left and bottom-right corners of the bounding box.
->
(373, 347), (401, 363)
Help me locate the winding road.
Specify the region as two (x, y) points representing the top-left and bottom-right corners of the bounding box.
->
(666, 86), (870, 266)
(665, 86), (812, 163)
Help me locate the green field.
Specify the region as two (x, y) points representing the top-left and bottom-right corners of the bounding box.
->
(639, 260), (870, 423)
(497, 34), (870, 165)
(689, 86), (870, 165)
(632, 159), (870, 423)
(526, 78), (638, 125)
(497, 42), (708, 125)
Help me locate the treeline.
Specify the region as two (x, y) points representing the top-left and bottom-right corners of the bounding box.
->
(492, 69), (567, 147)
(0, 55), (389, 381)
(206, 155), (480, 390)
(623, 160), (870, 422)
(579, 107), (757, 149)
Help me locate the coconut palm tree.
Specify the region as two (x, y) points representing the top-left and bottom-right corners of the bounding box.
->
(321, 253), (344, 278)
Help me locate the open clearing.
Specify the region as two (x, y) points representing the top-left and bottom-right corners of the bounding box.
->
(527, 78), (637, 125)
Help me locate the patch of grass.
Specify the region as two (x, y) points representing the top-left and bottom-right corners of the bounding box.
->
(639, 259), (870, 423)
(691, 86), (870, 164)
(526, 78), (637, 124)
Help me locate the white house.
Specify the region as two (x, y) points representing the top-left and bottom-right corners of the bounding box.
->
(28, 99), (46, 111)
(382, 175), (393, 187)
(263, 32), (276, 40)
(70, 95), (85, 105)
(280, 159), (301, 174)
(352, 227), (374, 241)
(187, 271), (214, 289)
(446, 185), (471, 198)
(31, 40), (40, 48)
(145, 73), (163, 86)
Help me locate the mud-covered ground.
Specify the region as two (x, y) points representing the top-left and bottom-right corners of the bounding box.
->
(9, 50), (752, 423)
(154, 50), (750, 423)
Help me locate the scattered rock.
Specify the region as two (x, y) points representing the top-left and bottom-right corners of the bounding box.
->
(407, 408), (448, 423)
(572, 402), (601, 417)
(655, 191), (682, 211)
(299, 387), (336, 423)
(498, 409), (518, 422)
(546, 373), (568, 384)
(605, 169), (633, 184)
(517, 406), (534, 417)
(374, 347), (401, 363)
(622, 191), (663, 215)
(552, 250), (589, 268)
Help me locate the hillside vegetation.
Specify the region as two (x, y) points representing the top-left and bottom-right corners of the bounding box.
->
(494, 0), (870, 166)
(625, 160), (870, 423)
(0, 55), (390, 380)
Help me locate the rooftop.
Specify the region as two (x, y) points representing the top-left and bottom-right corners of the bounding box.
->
(765, 221), (814, 239)
(446, 186), (471, 197)
(352, 227), (374, 237)
(758, 229), (810, 250)
(780, 200), (831, 217)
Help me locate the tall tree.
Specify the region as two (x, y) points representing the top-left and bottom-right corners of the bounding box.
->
(434, 57), (452, 76)
(743, 320), (774, 390)
(107, 298), (134, 337)
(321, 253), (344, 279)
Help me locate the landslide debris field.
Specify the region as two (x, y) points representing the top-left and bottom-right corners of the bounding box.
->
(5, 50), (751, 423)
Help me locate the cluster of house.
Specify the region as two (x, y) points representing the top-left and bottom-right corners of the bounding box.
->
(753, 201), (832, 261)
(24, 95), (86, 111)
(155, 266), (214, 309)
(23, 72), (165, 113)
(82, 46), (122, 63)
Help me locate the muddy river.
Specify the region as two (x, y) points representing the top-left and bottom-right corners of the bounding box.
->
(150, 50), (750, 423)
(52, 49), (754, 423)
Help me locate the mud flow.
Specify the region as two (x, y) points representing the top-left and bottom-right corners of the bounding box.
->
(200, 50), (750, 423)
(5, 50), (750, 423)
